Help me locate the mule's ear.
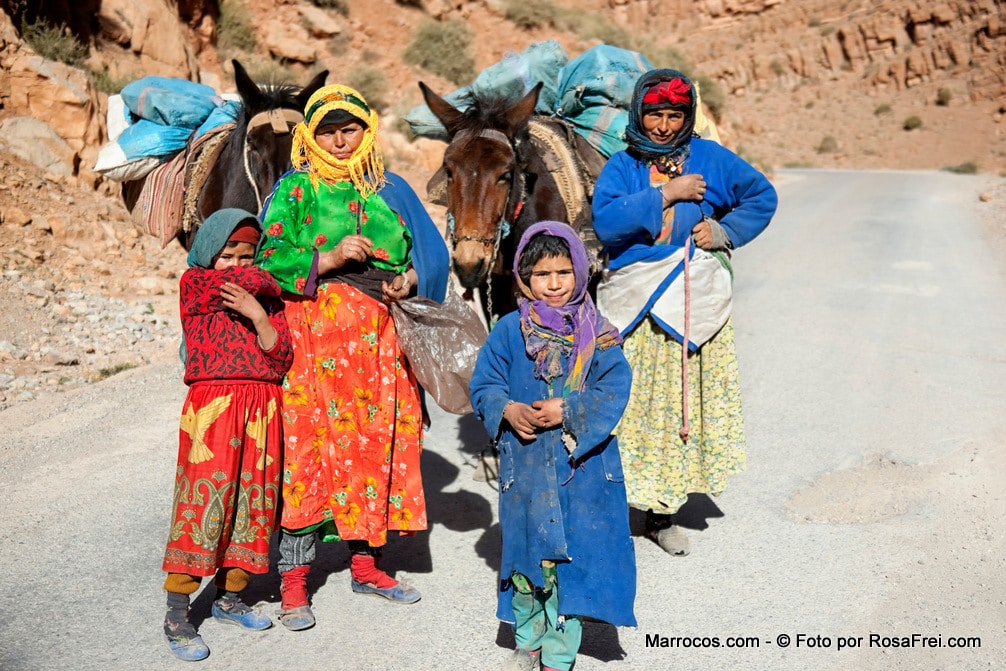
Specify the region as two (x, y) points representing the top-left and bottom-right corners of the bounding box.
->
(426, 166), (449, 206)
(233, 59), (266, 109)
(296, 69), (329, 110)
(505, 81), (542, 135)
(419, 81), (463, 137)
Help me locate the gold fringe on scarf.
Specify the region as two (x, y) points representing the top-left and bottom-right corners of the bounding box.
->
(291, 84), (386, 199)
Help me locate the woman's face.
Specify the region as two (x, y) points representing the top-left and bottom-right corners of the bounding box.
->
(642, 109), (687, 145)
(315, 119), (366, 160)
(213, 242), (257, 270)
(529, 254), (576, 307)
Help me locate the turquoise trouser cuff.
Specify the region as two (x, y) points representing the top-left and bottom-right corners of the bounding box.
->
(510, 566), (582, 671)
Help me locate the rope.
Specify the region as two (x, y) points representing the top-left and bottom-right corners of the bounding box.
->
(680, 234), (691, 443)
(243, 138), (264, 215)
(181, 124), (234, 233)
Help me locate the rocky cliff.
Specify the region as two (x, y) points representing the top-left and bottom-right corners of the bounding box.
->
(1, 0), (1004, 185)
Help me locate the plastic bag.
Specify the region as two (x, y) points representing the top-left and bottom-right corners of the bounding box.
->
(391, 289), (487, 415)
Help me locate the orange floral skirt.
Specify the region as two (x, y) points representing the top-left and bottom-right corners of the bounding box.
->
(280, 282), (427, 545)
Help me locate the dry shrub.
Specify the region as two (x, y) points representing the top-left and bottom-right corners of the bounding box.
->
(403, 19), (476, 86)
(309, 0), (349, 14)
(219, 1), (257, 53)
(21, 17), (87, 66)
(504, 0), (558, 30)
(942, 161), (977, 174)
(816, 135), (838, 153)
(346, 65), (389, 112)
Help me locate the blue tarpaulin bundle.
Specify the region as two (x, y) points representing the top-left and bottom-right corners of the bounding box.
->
(95, 76), (240, 180)
(404, 40), (568, 141)
(554, 45), (654, 158)
(119, 76), (221, 129)
(404, 42), (653, 158)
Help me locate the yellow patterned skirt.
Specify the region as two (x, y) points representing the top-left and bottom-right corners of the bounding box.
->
(617, 316), (746, 513)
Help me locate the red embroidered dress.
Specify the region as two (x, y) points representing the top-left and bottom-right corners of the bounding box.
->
(162, 265), (293, 576)
(258, 173), (427, 546)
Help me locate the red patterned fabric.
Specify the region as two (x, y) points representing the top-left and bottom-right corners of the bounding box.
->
(162, 381), (284, 576)
(180, 265), (293, 385)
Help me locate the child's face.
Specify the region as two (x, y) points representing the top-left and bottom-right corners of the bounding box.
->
(642, 109), (686, 145)
(529, 254), (575, 307)
(315, 119), (366, 160)
(213, 242), (257, 270)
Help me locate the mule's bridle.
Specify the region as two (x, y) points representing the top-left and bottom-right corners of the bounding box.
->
(446, 127), (525, 249)
(243, 108), (304, 214)
(445, 127), (526, 324)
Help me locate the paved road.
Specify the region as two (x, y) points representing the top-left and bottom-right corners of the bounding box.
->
(1, 170), (1004, 670)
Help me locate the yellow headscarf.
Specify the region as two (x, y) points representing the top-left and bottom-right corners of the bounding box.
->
(290, 84), (386, 198)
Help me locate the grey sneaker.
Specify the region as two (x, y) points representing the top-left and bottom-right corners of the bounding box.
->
(501, 648), (539, 671)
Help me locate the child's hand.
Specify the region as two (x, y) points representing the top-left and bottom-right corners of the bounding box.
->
(220, 282), (278, 350)
(531, 398), (563, 430)
(220, 282), (266, 321)
(503, 401), (538, 441)
(661, 173), (706, 207)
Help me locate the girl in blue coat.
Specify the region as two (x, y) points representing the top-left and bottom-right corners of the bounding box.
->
(470, 221), (636, 671)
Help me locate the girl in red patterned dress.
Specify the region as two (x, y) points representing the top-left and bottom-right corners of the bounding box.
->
(257, 84), (449, 630)
(161, 208), (294, 661)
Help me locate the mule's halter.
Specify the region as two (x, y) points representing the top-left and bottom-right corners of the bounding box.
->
(447, 128), (525, 243)
(243, 108), (305, 214)
(445, 127), (525, 324)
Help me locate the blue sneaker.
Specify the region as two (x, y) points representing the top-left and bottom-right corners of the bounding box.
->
(164, 620), (210, 662)
(350, 578), (421, 604)
(211, 596), (273, 631)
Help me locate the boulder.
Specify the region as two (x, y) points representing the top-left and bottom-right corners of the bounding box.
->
(98, 0), (198, 78)
(3, 33), (105, 157)
(263, 20), (317, 64)
(0, 117), (78, 178)
(298, 5), (344, 38)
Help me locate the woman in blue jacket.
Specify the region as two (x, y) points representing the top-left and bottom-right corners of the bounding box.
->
(592, 69), (777, 556)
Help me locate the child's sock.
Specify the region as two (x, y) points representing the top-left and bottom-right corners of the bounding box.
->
(350, 552), (397, 588)
(163, 591), (195, 638)
(280, 565), (311, 610)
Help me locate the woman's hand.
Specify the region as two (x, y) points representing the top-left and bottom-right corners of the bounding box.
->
(503, 401), (539, 441)
(382, 267), (418, 303)
(661, 173), (706, 208)
(531, 398), (563, 430)
(318, 234), (373, 273)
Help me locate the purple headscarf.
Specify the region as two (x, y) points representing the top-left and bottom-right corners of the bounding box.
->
(513, 221), (621, 395)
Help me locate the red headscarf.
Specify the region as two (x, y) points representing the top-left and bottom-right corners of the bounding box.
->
(227, 221), (261, 245)
(641, 78), (692, 108)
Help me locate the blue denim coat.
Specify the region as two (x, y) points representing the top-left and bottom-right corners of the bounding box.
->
(470, 312), (637, 627)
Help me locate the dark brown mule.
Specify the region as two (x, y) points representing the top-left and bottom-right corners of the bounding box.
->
(182, 60), (328, 248)
(419, 81), (605, 324)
